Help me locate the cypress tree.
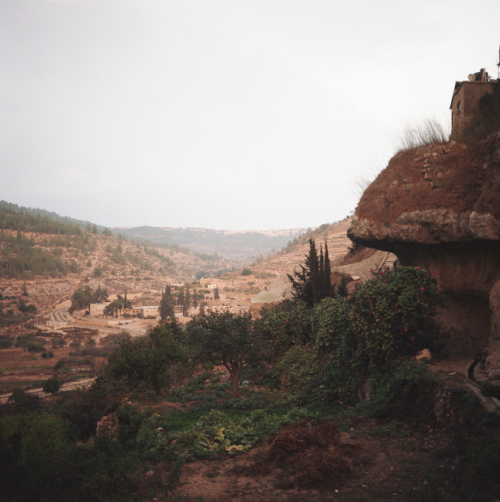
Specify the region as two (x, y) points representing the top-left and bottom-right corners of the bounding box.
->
(288, 238), (334, 307)
(324, 240), (332, 297)
(177, 287), (185, 308)
(160, 284), (174, 320)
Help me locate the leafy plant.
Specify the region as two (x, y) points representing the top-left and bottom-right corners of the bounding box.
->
(187, 309), (265, 398)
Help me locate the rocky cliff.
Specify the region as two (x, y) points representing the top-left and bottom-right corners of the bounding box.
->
(348, 133), (500, 369)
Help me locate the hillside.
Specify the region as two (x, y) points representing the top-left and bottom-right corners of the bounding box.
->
(252, 218), (353, 277)
(116, 225), (309, 260)
(0, 200), (309, 262)
(0, 206), (238, 322)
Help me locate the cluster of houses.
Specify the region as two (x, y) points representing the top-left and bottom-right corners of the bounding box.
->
(89, 303), (160, 319)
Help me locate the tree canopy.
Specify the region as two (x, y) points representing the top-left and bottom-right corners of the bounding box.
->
(187, 309), (264, 397)
(106, 320), (187, 395)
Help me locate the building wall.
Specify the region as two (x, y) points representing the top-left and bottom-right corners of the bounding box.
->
(451, 81), (498, 134)
(131, 306), (159, 318)
(89, 303), (109, 317)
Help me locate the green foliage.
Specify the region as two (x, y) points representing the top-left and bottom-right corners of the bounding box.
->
(54, 386), (120, 440)
(187, 309), (264, 398)
(160, 283), (174, 320)
(7, 388), (43, 413)
(258, 300), (313, 354)
(106, 320), (188, 395)
(0, 410), (140, 502)
(171, 408), (311, 460)
(0, 231), (69, 278)
(288, 238), (333, 307)
(241, 268), (252, 276)
(15, 334), (46, 350)
(283, 266), (444, 406)
(0, 201), (85, 235)
(18, 298), (37, 313)
(348, 266), (444, 370)
(27, 340), (45, 352)
(69, 285), (108, 312)
(365, 360), (438, 420)
(0, 335), (14, 348)
(103, 294), (131, 317)
(0, 412), (79, 501)
(43, 376), (62, 394)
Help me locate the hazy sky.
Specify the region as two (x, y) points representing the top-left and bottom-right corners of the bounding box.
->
(1, 0), (499, 230)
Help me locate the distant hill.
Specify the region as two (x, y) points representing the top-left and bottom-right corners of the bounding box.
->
(117, 226), (309, 261)
(0, 200), (239, 285)
(0, 200), (309, 261)
(251, 218), (353, 278)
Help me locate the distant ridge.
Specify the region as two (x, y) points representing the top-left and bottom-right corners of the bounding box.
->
(0, 200), (310, 261)
(117, 226), (310, 260)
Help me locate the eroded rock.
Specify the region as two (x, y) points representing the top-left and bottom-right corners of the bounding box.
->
(349, 134), (500, 362)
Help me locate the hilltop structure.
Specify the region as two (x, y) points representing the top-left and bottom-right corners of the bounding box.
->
(450, 68), (500, 136)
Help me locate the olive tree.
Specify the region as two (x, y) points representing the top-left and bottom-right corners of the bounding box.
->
(186, 309), (263, 398)
(106, 320), (187, 396)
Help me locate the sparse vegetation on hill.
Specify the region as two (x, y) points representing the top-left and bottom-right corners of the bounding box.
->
(394, 117), (450, 152)
(356, 134), (500, 223)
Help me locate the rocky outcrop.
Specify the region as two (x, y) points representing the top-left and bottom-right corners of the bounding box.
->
(348, 134), (500, 364)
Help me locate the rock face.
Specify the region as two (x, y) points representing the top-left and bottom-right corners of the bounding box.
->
(348, 134), (500, 365)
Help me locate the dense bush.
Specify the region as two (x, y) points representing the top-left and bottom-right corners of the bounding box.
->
(259, 300), (313, 354)
(106, 320), (188, 396)
(43, 377), (62, 394)
(0, 335), (14, 348)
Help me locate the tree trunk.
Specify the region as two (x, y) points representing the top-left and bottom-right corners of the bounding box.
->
(230, 369), (242, 398)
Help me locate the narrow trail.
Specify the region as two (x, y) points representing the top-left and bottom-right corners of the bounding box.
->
(0, 377), (95, 405)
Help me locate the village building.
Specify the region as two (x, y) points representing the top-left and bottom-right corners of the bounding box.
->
(131, 306), (159, 318)
(89, 302), (110, 318)
(89, 302), (159, 319)
(450, 68), (499, 136)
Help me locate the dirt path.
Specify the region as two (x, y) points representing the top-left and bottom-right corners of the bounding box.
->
(167, 421), (454, 502)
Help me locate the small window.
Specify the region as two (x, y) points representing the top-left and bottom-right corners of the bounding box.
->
(457, 100), (461, 113)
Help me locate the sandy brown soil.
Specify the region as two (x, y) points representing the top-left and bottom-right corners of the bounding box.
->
(147, 417), (455, 502)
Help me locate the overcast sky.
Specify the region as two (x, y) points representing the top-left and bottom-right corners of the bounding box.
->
(1, 0), (499, 230)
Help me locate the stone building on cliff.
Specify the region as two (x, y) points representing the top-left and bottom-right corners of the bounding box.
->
(450, 68), (500, 136)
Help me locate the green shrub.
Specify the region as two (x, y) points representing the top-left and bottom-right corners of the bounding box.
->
(42, 377), (62, 394)
(7, 388), (43, 413)
(366, 360), (438, 420)
(27, 341), (45, 352)
(283, 266), (444, 407)
(0, 335), (14, 348)
(106, 321), (188, 396)
(259, 300), (313, 353)
(481, 381), (500, 400)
